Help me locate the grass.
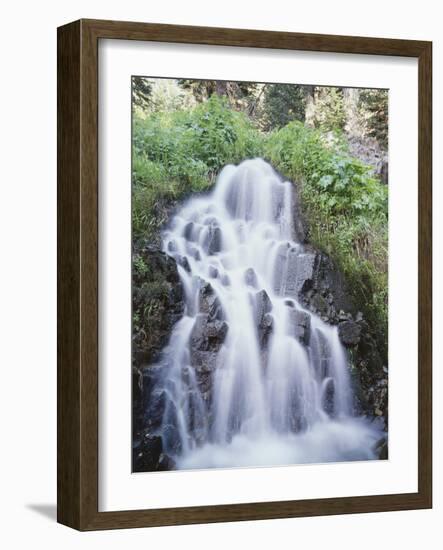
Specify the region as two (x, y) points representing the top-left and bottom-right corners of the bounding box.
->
(133, 98), (388, 347)
(265, 122), (388, 347)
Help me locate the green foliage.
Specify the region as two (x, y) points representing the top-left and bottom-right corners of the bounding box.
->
(132, 77), (153, 110)
(265, 121), (388, 342)
(313, 87), (346, 132)
(359, 89), (389, 149)
(132, 252), (172, 339)
(132, 89), (388, 347)
(178, 79), (259, 109)
(262, 84), (306, 130)
(132, 95), (262, 242)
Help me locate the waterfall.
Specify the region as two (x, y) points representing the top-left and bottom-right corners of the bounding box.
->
(146, 158), (382, 470)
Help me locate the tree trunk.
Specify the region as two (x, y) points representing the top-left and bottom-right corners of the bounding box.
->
(343, 88), (362, 139)
(304, 86), (316, 127)
(215, 80), (229, 97)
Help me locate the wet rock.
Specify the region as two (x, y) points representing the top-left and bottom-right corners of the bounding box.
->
(274, 246), (317, 299)
(297, 251), (355, 324)
(192, 350), (218, 374)
(258, 313), (274, 349)
(198, 281), (224, 321)
(132, 246), (185, 368)
(206, 320), (229, 346)
(322, 378), (335, 416)
(190, 314), (228, 352)
(179, 256), (191, 272)
(338, 320), (361, 347)
(311, 293), (329, 317)
(167, 240), (178, 253)
(190, 350), (217, 398)
(374, 436), (388, 460)
(254, 290), (273, 348)
(133, 434), (163, 472)
(288, 251), (310, 296)
(338, 310), (350, 321)
(145, 388), (167, 429)
(293, 252), (317, 294)
(244, 267), (258, 288)
(288, 309), (311, 346)
(157, 453), (177, 471)
(183, 222), (194, 240)
(208, 265), (219, 278)
(190, 314), (207, 351)
(254, 289), (272, 324)
(206, 226), (222, 255)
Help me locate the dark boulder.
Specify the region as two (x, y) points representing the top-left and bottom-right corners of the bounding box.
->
(189, 281), (229, 404)
(144, 388), (167, 430)
(190, 314), (228, 352)
(132, 246), (185, 368)
(297, 250), (355, 324)
(133, 433), (178, 472)
(322, 378), (335, 416)
(374, 436), (388, 460)
(198, 281), (224, 321)
(179, 256), (191, 272)
(254, 289), (272, 323)
(183, 221), (195, 240)
(167, 240), (178, 253)
(157, 453), (177, 471)
(189, 350), (218, 398)
(338, 320), (361, 347)
(253, 290), (273, 348)
(258, 313), (273, 349)
(133, 434), (163, 472)
(205, 225), (222, 255)
(274, 246), (316, 298)
(288, 308), (311, 346)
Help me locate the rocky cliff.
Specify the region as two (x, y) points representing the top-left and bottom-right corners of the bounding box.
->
(132, 177), (388, 471)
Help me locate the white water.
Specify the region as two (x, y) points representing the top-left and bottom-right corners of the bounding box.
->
(153, 158), (382, 469)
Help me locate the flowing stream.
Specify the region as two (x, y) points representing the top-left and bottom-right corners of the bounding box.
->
(150, 158), (382, 470)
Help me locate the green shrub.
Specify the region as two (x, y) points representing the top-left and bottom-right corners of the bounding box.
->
(132, 95), (262, 242)
(133, 102), (388, 348)
(265, 121), (388, 345)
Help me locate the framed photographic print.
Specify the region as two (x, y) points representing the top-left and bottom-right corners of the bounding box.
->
(57, 19), (432, 530)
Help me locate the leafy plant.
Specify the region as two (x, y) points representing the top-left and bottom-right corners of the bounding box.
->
(132, 95), (262, 242)
(132, 97), (388, 349)
(265, 121), (388, 345)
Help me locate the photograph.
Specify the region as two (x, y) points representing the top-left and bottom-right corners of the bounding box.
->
(131, 76), (389, 473)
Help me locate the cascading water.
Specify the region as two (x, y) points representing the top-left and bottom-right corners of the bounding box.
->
(147, 158), (383, 470)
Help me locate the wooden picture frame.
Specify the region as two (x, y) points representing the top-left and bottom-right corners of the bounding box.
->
(57, 18), (432, 530)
